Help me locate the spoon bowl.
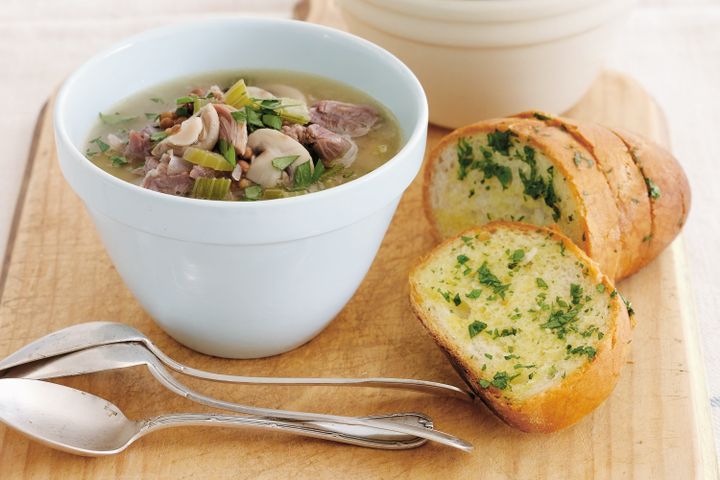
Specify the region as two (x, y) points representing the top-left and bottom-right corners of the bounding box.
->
(0, 378), (432, 455)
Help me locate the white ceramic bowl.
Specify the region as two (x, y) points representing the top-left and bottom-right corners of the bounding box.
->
(338, 0), (632, 128)
(54, 18), (428, 358)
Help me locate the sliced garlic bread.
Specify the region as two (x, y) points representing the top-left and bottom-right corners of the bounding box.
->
(409, 222), (632, 432)
(424, 116), (690, 280)
(513, 111), (653, 279)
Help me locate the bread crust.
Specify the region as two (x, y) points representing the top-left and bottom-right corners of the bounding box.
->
(611, 128), (691, 270)
(512, 112), (653, 280)
(409, 222), (632, 433)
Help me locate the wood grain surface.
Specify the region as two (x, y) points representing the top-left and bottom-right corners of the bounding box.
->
(0, 9), (716, 477)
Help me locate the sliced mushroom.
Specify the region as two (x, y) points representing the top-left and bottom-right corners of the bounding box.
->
(246, 129), (312, 188)
(214, 104), (248, 155)
(194, 104), (220, 151)
(263, 84), (307, 105)
(151, 104), (219, 156)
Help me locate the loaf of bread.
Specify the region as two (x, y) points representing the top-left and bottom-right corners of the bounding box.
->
(409, 222), (632, 432)
(423, 112), (690, 280)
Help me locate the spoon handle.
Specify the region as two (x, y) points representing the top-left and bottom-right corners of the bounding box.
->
(138, 413), (430, 450)
(148, 360), (473, 452)
(147, 343), (475, 401)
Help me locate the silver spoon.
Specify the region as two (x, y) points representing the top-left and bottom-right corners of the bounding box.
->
(0, 321), (474, 400)
(4, 343), (473, 452)
(0, 378), (430, 455)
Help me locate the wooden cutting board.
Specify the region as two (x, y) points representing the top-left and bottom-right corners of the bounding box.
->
(0, 13), (717, 480)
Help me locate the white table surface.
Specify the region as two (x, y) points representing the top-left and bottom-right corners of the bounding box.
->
(1, 0), (718, 462)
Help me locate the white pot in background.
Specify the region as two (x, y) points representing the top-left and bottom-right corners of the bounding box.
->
(338, 0), (633, 128)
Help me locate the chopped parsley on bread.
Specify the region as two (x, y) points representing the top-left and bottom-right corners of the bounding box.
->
(424, 113), (690, 280)
(409, 222), (632, 432)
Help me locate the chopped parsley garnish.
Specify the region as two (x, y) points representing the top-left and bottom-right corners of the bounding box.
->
(90, 137), (110, 153)
(468, 321), (487, 338)
(453, 293), (462, 306)
(150, 97), (164, 104)
(596, 283), (606, 293)
(175, 95), (195, 104)
(455, 138), (512, 188)
(466, 289), (482, 299)
(293, 161), (325, 189)
(536, 277), (548, 289)
(567, 345), (597, 359)
(457, 137), (474, 180)
(541, 306), (581, 339)
(261, 113), (282, 130)
(110, 155), (128, 167)
(457, 254), (470, 265)
(485, 371), (519, 390)
(620, 293), (635, 316)
(487, 130), (514, 156)
(516, 146), (561, 221)
(145, 112), (160, 120)
(478, 262), (510, 299)
(532, 112), (551, 121)
(570, 284), (583, 305)
(271, 155), (299, 171)
(507, 249), (525, 269)
(484, 353), (493, 359)
(461, 235), (474, 246)
(645, 177), (661, 199)
(492, 327), (517, 338)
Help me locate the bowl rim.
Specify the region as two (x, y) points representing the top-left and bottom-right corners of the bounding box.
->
(351, 0), (631, 23)
(54, 17), (428, 213)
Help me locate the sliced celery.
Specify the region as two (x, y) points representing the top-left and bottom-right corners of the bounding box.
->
(193, 97), (210, 113)
(276, 97), (310, 124)
(224, 79), (253, 109)
(191, 178), (231, 200)
(183, 147), (234, 172)
(262, 188), (286, 199)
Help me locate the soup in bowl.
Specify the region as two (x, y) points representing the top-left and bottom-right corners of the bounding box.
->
(86, 71), (402, 201)
(54, 18), (428, 358)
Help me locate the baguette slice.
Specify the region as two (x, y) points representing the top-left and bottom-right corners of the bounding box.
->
(424, 116), (690, 280)
(409, 222), (632, 432)
(424, 117), (623, 280)
(513, 112), (653, 279)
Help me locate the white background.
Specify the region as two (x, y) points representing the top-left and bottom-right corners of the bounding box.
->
(0, 0), (718, 460)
